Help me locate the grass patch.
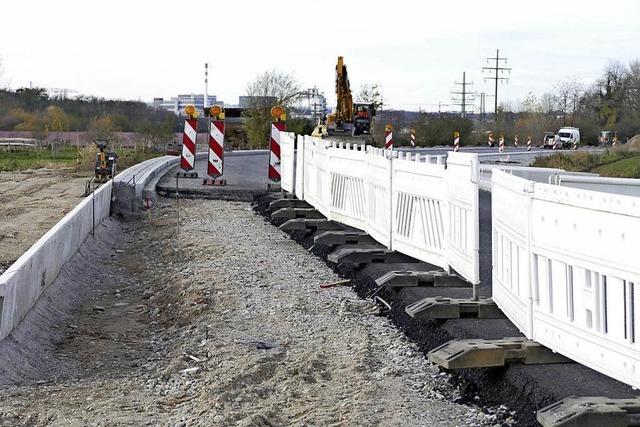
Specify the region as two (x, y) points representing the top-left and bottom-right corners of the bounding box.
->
(0, 147), (77, 171)
(0, 146), (164, 173)
(531, 150), (640, 178)
(595, 156), (640, 178)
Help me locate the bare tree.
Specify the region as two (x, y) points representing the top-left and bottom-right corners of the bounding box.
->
(357, 83), (384, 111)
(624, 60), (640, 111)
(244, 70), (300, 148)
(554, 77), (583, 125)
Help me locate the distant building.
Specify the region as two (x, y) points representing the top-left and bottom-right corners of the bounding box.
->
(152, 94), (223, 116)
(291, 87), (327, 123)
(238, 96), (278, 109)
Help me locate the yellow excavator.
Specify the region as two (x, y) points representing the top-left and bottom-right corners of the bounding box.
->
(320, 56), (375, 137)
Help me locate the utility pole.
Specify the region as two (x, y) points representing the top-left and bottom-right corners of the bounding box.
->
(482, 49), (511, 119)
(451, 72), (476, 118)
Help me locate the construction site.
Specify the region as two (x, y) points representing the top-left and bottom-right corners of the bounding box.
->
(3, 2), (640, 426)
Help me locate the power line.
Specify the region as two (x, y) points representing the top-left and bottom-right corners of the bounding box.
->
(478, 92), (494, 121)
(482, 49), (511, 118)
(450, 72), (476, 118)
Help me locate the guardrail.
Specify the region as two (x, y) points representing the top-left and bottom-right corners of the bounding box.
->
(0, 182), (113, 339)
(280, 133), (480, 284)
(492, 169), (640, 388)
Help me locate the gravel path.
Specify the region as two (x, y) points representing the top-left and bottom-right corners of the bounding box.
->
(0, 197), (501, 426)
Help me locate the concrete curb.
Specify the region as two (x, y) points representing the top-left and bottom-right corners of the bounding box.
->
(0, 181), (113, 340)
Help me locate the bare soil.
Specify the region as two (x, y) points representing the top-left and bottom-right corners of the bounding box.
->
(0, 169), (88, 270)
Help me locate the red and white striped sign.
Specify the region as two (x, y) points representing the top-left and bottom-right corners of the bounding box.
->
(410, 129), (416, 147)
(612, 136), (618, 148)
(453, 132), (460, 152)
(488, 134), (495, 147)
(514, 135), (519, 148)
(498, 136), (504, 152)
(269, 121), (285, 182)
(527, 136), (532, 151)
(208, 119), (224, 178)
(181, 118), (197, 171)
(385, 125), (393, 150)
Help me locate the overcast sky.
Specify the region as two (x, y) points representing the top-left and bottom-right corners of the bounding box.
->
(1, 0), (639, 112)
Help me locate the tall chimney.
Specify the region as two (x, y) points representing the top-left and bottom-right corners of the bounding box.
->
(204, 62), (209, 109)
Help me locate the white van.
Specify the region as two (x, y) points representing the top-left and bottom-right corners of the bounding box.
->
(557, 127), (580, 149)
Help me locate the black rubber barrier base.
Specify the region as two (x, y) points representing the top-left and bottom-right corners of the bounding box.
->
(252, 192), (639, 427)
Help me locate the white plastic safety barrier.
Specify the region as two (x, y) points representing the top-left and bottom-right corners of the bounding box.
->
(328, 142), (368, 231)
(289, 136), (481, 284)
(294, 135), (305, 198)
(392, 151), (448, 270)
(365, 147), (394, 248)
(280, 132), (295, 193)
(492, 169), (640, 388)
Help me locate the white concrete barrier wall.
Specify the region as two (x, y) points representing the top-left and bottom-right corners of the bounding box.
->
(291, 136), (481, 284)
(0, 181), (113, 339)
(492, 169), (640, 388)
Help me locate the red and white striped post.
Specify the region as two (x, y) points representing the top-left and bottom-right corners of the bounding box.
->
(498, 135), (505, 152)
(208, 105), (225, 178)
(526, 136), (532, 151)
(514, 135), (519, 148)
(612, 136), (618, 148)
(453, 131), (460, 152)
(384, 124), (393, 150)
(488, 133), (495, 147)
(269, 106), (286, 182)
(181, 105), (197, 171)
(410, 128), (416, 148)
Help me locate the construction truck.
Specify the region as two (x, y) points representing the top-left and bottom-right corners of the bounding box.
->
(324, 56), (376, 137)
(94, 140), (117, 183)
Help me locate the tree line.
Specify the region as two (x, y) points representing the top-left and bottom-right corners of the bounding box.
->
(0, 88), (178, 144)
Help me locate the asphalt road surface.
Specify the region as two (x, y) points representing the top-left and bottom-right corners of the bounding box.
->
(157, 151), (270, 197)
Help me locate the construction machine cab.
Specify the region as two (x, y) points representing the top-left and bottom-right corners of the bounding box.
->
(353, 103), (376, 135)
(94, 139), (117, 182)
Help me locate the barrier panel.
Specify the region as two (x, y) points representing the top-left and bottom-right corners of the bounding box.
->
(328, 142), (368, 230)
(0, 181), (113, 339)
(280, 132), (295, 193)
(492, 170), (640, 388)
(294, 135), (305, 198)
(365, 147), (394, 248)
(302, 136), (332, 218)
(445, 152), (481, 285)
(491, 171), (535, 336)
(391, 152), (448, 270)
(290, 137), (480, 285)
